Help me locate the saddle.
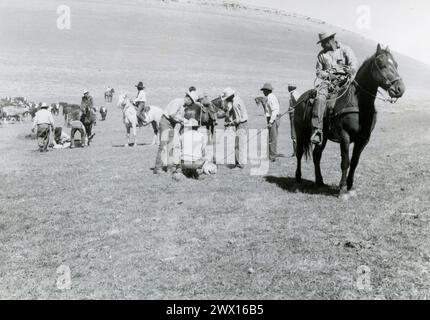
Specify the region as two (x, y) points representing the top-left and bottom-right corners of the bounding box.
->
(200, 101), (218, 122)
(306, 83), (360, 142)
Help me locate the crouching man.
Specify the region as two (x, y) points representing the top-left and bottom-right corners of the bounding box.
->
(179, 111), (217, 180)
(69, 110), (87, 148)
(32, 102), (54, 152)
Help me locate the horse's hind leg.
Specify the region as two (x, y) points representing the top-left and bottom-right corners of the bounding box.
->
(132, 123), (137, 147)
(339, 131), (351, 196)
(313, 137), (327, 187)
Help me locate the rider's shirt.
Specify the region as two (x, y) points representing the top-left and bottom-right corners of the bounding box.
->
(316, 41), (358, 80)
(134, 90), (147, 103)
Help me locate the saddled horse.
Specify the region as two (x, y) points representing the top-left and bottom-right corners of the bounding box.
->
(141, 105), (164, 145)
(195, 97), (226, 143)
(294, 44), (405, 198)
(105, 88), (115, 103)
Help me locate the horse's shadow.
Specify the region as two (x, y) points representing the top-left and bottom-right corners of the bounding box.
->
(264, 176), (339, 197)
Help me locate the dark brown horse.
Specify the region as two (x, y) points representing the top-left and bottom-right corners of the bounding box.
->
(189, 97), (225, 142)
(294, 44), (405, 198)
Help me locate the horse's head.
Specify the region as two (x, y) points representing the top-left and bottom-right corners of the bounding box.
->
(117, 91), (129, 109)
(372, 44), (405, 99)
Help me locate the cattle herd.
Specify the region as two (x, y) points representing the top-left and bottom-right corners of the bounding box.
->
(0, 97), (102, 125)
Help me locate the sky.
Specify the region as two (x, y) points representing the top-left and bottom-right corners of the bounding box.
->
(240, 0), (430, 66)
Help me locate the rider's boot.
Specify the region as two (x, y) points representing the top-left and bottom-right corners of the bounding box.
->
(137, 114), (145, 127)
(311, 97), (326, 145)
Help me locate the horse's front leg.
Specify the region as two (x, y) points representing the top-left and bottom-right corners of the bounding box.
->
(339, 131), (351, 196)
(347, 138), (370, 191)
(151, 121), (159, 145)
(313, 136), (327, 186)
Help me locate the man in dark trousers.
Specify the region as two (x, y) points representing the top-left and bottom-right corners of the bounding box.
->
(260, 83), (280, 162)
(32, 102), (54, 152)
(288, 83), (301, 157)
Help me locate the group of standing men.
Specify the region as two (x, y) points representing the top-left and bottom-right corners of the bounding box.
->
(151, 83), (291, 178)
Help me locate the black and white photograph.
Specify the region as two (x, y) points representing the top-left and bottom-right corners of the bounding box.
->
(0, 0), (429, 303)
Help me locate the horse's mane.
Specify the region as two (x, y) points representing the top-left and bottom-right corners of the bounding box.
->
(355, 53), (376, 81)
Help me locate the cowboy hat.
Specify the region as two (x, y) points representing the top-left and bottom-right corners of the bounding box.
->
(135, 81), (145, 89)
(184, 118), (199, 128)
(221, 87), (236, 100)
(40, 102), (49, 108)
(261, 83), (274, 91)
(288, 83), (297, 92)
(317, 32), (336, 44)
(185, 91), (199, 104)
(83, 90), (89, 95)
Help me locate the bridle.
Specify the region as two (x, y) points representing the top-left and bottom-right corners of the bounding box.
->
(372, 53), (402, 88)
(354, 53), (402, 104)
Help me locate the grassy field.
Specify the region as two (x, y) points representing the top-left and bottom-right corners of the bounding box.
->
(0, 0), (429, 299)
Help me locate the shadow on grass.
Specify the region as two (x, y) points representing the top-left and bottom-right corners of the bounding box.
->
(265, 176), (339, 197)
(112, 143), (152, 148)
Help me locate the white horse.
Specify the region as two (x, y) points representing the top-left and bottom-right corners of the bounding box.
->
(141, 105), (163, 145)
(117, 92), (138, 147)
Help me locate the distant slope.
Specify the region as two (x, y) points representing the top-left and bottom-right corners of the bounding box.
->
(0, 0), (429, 104)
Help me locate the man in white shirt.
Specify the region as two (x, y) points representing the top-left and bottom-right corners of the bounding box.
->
(180, 118), (207, 179)
(288, 83), (301, 157)
(261, 83), (280, 162)
(221, 87), (249, 169)
(32, 102), (54, 152)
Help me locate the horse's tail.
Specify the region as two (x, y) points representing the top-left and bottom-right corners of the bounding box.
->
(294, 90), (315, 160)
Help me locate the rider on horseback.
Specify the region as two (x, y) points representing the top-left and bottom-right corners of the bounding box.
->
(134, 81), (147, 126)
(311, 32), (358, 145)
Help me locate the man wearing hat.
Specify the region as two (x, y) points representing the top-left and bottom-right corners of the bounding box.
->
(32, 102), (54, 152)
(311, 32), (358, 145)
(153, 90), (199, 174)
(221, 87), (248, 169)
(134, 81), (147, 125)
(288, 83), (301, 157)
(261, 83), (280, 162)
(179, 116), (207, 180)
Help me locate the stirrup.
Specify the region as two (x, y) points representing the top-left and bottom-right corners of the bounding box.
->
(311, 131), (323, 145)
